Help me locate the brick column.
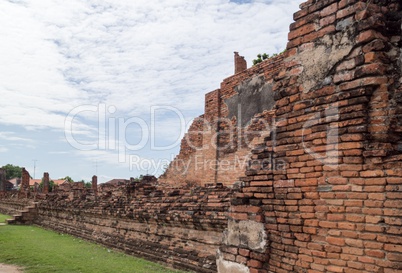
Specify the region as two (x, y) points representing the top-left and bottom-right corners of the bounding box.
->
(20, 168), (30, 193)
(234, 52), (247, 74)
(92, 175), (97, 193)
(43, 172), (49, 193)
(0, 168), (6, 192)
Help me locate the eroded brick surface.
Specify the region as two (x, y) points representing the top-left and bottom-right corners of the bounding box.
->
(0, 1), (401, 273)
(0, 181), (234, 272)
(219, 1), (402, 272)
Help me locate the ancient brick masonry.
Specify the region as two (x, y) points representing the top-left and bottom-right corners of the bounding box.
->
(20, 168), (30, 194)
(234, 52), (247, 74)
(0, 180), (235, 273)
(43, 172), (49, 194)
(0, 198), (33, 217)
(91, 175), (98, 193)
(0, 1), (401, 273)
(0, 168), (6, 193)
(219, 0), (402, 273)
(160, 116), (206, 185)
(161, 53), (285, 186)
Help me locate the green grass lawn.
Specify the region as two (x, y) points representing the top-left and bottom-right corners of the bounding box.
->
(0, 214), (188, 273)
(0, 214), (11, 223)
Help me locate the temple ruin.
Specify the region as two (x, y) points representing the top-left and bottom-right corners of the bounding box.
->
(1, 1), (401, 272)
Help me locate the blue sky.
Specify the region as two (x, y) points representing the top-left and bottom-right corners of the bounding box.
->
(0, 0), (301, 183)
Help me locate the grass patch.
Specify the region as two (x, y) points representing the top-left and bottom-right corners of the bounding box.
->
(0, 214), (12, 223)
(0, 214), (188, 273)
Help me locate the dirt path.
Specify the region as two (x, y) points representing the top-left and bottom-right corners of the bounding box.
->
(0, 263), (23, 273)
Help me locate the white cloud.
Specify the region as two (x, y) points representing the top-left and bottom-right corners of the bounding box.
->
(0, 0), (302, 179)
(0, 132), (33, 142)
(48, 151), (70, 155)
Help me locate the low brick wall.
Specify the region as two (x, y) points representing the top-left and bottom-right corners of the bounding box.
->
(0, 197), (32, 216)
(0, 183), (234, 273)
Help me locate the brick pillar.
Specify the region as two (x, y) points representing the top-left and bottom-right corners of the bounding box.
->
(92, 175), (97, 193)
(43, 172), (49, 193)
(234, 52), (247, 74)
(0, 168), (6, 192)
(21, 168), (30, 193)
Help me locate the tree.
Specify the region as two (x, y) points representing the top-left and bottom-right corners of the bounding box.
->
(1, 164), (22, 180)
(77, 179), (92, 188)
(132, 175), (144, 182)
(61, 176), (74, 183)
(39, 179), (56, 192)
(252, 50), (285, 66)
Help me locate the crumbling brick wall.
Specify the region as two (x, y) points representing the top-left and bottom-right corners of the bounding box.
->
(162, 54), (286, 187)
(0, 198), (32, 216)
(234, 52), (247, 74)
(0, 1), (401, 273)
(159, 115), (206, 185)
(0, 182), (234, 273)
(218, 0), (402, 272)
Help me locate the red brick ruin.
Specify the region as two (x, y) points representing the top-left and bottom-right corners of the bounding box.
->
(0, 1), (401, 272)
(19, 168), (30, 195)
(43, 172), (49, 194)
(92, 175), (98, 194)
(234, 52), (247, 74)
(0, 168), (6, 192)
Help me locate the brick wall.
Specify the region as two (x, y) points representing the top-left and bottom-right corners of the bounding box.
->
(159, 116), (203, 184)
(0, 182), (234, 273)
(0, 198), (32, 216)
(162, 54), (286, 186)
(219, 0), (402, 272)
(0, 1), (401, 273)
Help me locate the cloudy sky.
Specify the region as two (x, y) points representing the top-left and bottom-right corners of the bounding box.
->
(0, 0), (301, 183)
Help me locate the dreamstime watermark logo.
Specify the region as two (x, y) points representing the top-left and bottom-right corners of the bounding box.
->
(64, 101), (344, 174)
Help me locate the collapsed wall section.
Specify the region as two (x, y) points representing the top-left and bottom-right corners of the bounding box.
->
(161, 54), (286, 187)
(159, 115), (206, 185)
